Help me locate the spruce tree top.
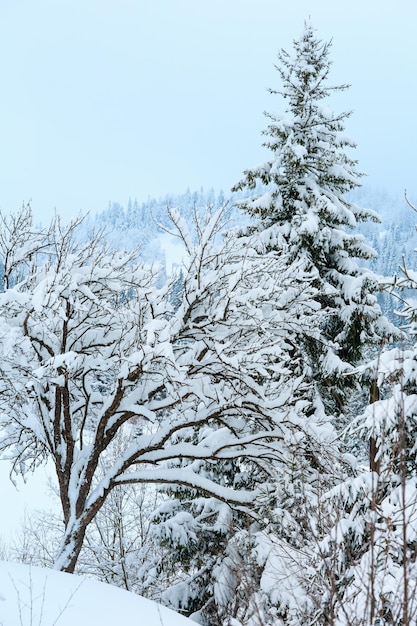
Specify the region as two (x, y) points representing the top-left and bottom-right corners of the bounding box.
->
(233, 20), (378, 269)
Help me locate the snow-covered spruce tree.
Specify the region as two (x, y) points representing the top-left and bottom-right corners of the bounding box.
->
(0, 203), (329, 580)
(311, 199), (417, 625)
(232, 20), (394, 416)
(180, 21), (400, 625)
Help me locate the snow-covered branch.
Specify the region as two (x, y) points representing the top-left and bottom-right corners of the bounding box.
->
(0, 203), (321, 573)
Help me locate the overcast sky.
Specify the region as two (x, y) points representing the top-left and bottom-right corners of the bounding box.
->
(0, 0), (416, 222)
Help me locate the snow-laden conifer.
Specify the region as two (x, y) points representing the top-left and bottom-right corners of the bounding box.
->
(173, 20), (398, 624)
(233, 20), (394, 414)
(312, 200), (417, 625)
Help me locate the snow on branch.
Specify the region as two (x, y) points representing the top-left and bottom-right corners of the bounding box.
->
(0, 203), (320, 572)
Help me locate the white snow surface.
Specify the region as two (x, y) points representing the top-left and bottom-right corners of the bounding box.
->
(0, 561), (193, 625)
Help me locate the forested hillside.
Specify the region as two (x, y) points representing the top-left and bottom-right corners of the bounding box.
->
(91, 184), (416, 330)
(93, 185), (416, 277)
(2, 21), (417, 626)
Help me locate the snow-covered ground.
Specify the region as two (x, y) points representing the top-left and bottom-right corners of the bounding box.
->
(0, 464), (194, 625)
(0, 561), (193, 625)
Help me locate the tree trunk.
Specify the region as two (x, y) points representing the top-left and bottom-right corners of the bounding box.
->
(369, 380), (380, 474)
(54, 520), (88, 573)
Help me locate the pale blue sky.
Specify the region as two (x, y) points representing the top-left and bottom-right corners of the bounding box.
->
(0, 0), (416, 221)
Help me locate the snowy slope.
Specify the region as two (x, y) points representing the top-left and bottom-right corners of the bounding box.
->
(0, 561), (193, 625)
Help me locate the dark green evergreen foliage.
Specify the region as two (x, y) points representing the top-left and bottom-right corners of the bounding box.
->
(233, 22), (361, 221)
(151, 458), (273, 624)
(169, 268), (184, 311)
(233, 20), (394, 414)
(302, 198), (417, 625)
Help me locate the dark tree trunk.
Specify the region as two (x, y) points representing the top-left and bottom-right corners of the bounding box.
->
(369, 380), (380, 474)
(55, 521), (88, 573)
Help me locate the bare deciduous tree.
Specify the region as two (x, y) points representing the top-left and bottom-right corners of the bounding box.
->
(0, 205), (319, 574)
